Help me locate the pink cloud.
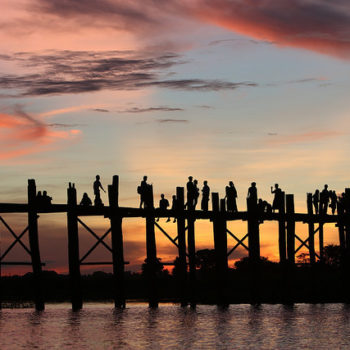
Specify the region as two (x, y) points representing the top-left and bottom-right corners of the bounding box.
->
(0, 109), (81, 160)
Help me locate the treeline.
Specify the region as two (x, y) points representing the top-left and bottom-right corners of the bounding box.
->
(1, 245), (348, 304)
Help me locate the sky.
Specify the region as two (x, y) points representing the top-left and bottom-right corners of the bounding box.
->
(0, 0), (350, 274)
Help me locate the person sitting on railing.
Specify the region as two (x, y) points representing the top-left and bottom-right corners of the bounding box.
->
(157, 194), (170, 222)
(42, 191), (52, 206)
(36, 191), (43, 206)
(80, 193), (92, 206)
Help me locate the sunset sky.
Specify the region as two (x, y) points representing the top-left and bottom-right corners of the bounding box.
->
(1, 0), (350, 274)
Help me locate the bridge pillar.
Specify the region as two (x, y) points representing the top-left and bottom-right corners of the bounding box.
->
(108, 175), (125, 308)
(27, 179), (44, 311)
(67, 183), (82, 310)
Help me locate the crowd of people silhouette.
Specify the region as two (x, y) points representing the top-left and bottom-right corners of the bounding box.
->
(33, 175), (341, 219)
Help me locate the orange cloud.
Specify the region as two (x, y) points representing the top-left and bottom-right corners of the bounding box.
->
(0, 110), (81, 160)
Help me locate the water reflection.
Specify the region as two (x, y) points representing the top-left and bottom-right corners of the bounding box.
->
(1, 303), (350, 349)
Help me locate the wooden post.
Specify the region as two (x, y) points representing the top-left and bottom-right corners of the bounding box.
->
(67, 182), (82, 310)
(187, 208), (196, 307)
(108, 175), (125, 308)
(176, 187), (187, 306)
(307, 193), (316, 265)
(212, 194), (228, 283)
(247, 198), (260, 262)
(247, 195), (260, 304)
(27, 179), (44, 311)
(145, 185), (158, 307)
(286, 194), (295, 265)
(338, 198), (345, 251)
(344, 189), (350, 255)
(319, 223), (324, 261)
(278, 192), (286, 264)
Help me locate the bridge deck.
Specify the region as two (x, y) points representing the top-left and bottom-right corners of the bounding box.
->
(0, 203), (340, 223)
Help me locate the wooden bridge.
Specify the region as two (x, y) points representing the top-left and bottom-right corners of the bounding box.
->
(0, 175), (348, 310)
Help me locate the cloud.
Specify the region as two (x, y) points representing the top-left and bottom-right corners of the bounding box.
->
(92, 108), (110, 113)
(266, 130), (344, 146)
(15, 1), (350, 59)
(0, 50), (256, 96)
(1, 1), (349, 59)
(120, 106), (184, 113)
(0, 106), (81, 160)
(157, 119), (188, 123)
(138, 79), (257, 91)
(193, 0), (350, 59)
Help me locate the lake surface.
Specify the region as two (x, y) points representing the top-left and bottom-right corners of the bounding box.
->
(1, 303), (350, 349)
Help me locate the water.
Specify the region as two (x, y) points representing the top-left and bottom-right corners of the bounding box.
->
(1, 303), (350, 349)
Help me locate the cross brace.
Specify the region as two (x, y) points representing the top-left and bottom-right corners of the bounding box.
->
(77, 218), (112, 264)
(0, 216), (32, 266)
(227, 228), (249, 256)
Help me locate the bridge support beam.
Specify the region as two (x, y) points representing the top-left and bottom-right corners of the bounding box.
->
(145, 185), (158, 308)
(28, 179), (44, 311)
(176, 187), (187, 306)
(67, 183), (82, 311)
(108, 175), (125, 308)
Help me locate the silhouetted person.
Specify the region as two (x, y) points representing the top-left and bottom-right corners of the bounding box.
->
(313, 189), (320, 214)
(264, 200), (272, 214)
(257, 199), (265, 219)
(80, 192), (92, 206)
(320, 184), (329, 215)
(271, 183), (283, 212)
(36, 191), (43, 206)
(225, 181), (238, 212)
(138, 176), (150, 209)
(157, 194), (170, 222)
(330, 190), (337, 215)
(171, 195), (177, 223)
(201, 181), (210, 211)
(42, 190), (52, 206)
(186, 176), (195, 209)
(247, 182), (257, 204)
(93, 175), (105, 207)
(193, 179), (200, 209)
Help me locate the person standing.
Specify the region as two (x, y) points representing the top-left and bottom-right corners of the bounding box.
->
(201, 181), (210, 211)
(247, 182), (257, 204)
(271, 183), (282, 213)
(225, 181), (238, 212)
(320, 184), (329, 215)
(93, 175), (105, 206)
(138, 176), (149, 209)
(312, 189), (320, 215)
(186, 176), (195, 209)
